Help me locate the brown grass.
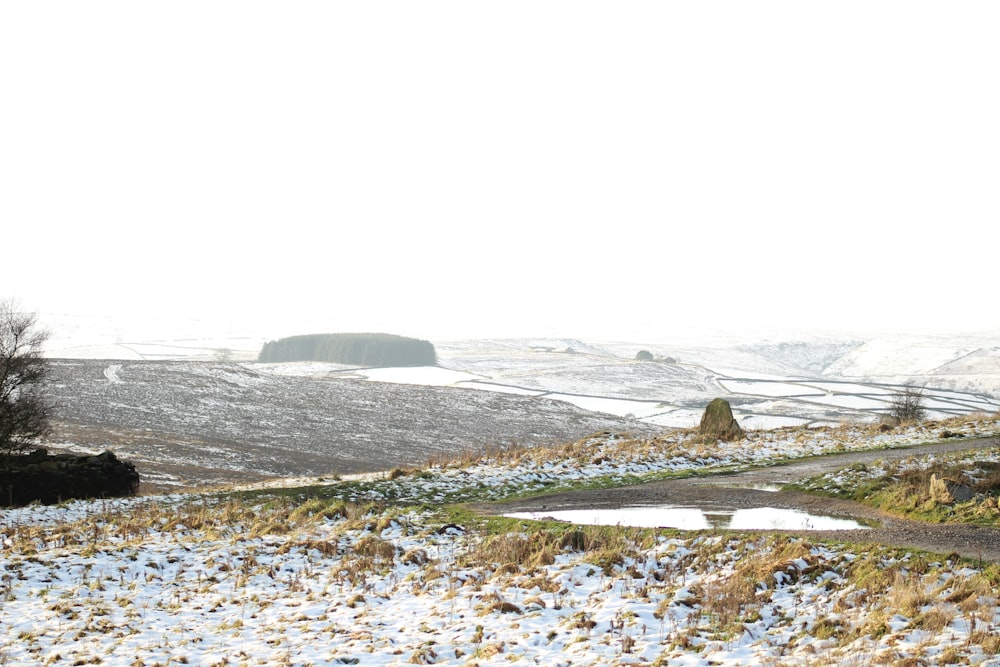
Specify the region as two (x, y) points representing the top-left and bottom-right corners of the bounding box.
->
(887, 573), (932, 618)
(699, 571), (760, 632)
(969, 629), (1000, 655)
(462, 532), (552, 573)
(911, 606), (954, 633)
(353, 535), (397, 561)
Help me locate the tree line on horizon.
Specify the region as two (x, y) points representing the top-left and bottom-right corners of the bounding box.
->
(257, 333), (437, 367)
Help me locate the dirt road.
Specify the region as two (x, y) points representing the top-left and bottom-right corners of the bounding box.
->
(485, 437), (1000, 563)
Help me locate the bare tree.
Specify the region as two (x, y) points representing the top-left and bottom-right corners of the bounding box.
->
(889, 382), (926, 423)
(0, 301), (52, 457)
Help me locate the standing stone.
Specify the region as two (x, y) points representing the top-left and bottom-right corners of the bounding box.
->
(699, 398), (745, 441)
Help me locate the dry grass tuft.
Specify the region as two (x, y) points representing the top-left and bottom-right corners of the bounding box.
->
(970, 629), (1000, 655)
(463, 530), (562, 574)
(911, 606), (954, 633)
(353, 535), (397, 562)
(401, 548), (429, 566)
(484, 600), (521, 614)
(699, 572), (760, 632)
(887, 573), (933, 618)
(288, 498), (349, 524)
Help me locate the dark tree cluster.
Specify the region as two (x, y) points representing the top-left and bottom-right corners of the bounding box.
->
(258, 333), (437, 367)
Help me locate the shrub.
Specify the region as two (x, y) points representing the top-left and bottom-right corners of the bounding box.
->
(889, 383), (926, 423)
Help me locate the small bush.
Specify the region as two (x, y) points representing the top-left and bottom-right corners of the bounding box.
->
(889, 383), (926, 423)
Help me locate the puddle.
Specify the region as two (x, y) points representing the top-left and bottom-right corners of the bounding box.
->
(506, 505), (866, 531)
(748, 484), (783, 492)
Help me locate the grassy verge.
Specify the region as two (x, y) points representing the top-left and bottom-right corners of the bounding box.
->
(789, 447), (1000, 526)
(200, 415), (1000, 532)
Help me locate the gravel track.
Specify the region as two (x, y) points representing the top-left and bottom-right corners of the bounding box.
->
(487, 437), (1000, 563)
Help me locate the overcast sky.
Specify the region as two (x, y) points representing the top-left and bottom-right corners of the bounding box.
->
(2, 2), (998, 343)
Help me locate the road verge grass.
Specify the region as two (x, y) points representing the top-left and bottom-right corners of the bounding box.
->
(789, 446), (1000, 526)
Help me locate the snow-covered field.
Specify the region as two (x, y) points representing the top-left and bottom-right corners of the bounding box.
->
(266, 336), (1000, 431)
(40, 320), (1000, 427)
(35, 327), (1000, 491)
(15, 321), (1000, 663)
(5, 417), (1000, 666)
(43, 359), (654, 490)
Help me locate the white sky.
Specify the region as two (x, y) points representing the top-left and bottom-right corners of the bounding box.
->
(2, 2), (998, 343)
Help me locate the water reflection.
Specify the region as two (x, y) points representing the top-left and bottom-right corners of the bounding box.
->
(506, 505), (864, 531)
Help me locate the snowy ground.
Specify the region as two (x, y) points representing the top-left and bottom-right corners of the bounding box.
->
(5, 417), (1000, 666)
(16, 323), (1000, 663)
(41, 322), (1000, 429)
(43, 359), (651, 490)
(34, 327), (1000, 491)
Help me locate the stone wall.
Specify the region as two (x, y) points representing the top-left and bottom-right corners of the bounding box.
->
(0, 449), (140, 507)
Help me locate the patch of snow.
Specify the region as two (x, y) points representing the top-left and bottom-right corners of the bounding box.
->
(720, 379), (825, 397)
(455, 381), (545, 396)
(352, 365), (484, 386)
(739, 414), (812, 430)
(541, 394), (667, 419)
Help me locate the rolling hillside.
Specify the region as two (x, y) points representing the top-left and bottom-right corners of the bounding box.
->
(43, 359), (656, 490)
(37, 322), (1000, 490)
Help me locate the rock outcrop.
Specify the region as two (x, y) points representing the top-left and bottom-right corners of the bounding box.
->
(698, 398), (745, 441)
(0, 449), (140, 507)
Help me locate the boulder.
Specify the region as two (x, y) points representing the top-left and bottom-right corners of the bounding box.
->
(929, 474), (977, 505)
(698, 398), (745, 441)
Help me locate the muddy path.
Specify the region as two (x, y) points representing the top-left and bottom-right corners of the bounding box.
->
(483, 436), (1000, 564)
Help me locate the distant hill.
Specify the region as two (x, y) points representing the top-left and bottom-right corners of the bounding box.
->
(258, 333), (436, 367)
(43, 358), (652, 489)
